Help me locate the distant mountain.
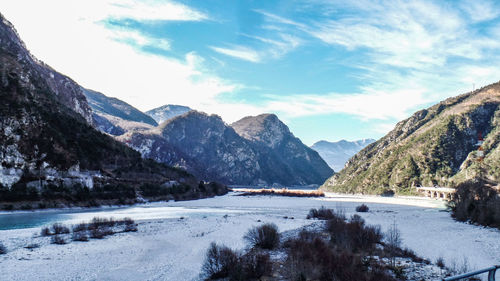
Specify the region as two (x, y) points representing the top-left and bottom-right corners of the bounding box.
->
(0, 13), (222, 203)
(146, 104), (191, 124)
(322, 82), (500, 195)
(311, 139), (375, 171)
(83, 88), (157, 135)
(121, 112), (333, 186)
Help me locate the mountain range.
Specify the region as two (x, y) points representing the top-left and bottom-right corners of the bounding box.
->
(120, 112), (333, 186)
(0, 12), (223, 204)
(311, 139), (375, 171)
(322, 82), (500, 194)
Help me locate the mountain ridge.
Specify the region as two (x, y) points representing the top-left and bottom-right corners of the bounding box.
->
(121, 112), (333, 186)
(321, 82), (500, 194)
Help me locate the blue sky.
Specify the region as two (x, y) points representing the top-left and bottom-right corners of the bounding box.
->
(3, 0), (500, 145)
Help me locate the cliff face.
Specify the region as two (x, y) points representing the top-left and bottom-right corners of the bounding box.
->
(122, 112), (333, 186)
(322, 82), (500, 194)
(231, 114), (333, 185)
(0, 14), (93, 125)
(0, 13), (207, 200)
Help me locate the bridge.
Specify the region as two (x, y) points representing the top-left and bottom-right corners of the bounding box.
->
(416, 186), (455, 200)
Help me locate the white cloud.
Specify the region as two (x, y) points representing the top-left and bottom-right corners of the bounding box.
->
(0, 0), (245, 119)
(107, 0), (208, 22)
(110, 29), (171, 51)
(210, 45), (261, 62)
(265, 88), (430, 121)
(460, 0), (500, 23)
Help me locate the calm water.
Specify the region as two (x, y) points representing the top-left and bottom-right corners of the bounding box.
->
(0, 205), (247, 230)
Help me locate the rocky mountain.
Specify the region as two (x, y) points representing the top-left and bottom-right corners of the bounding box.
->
(0, 13), (222, 204)
(121, 112), (333, 186)
(146, 104), (191, 124)
(0, 14), (93, 125)
(322, 82), (500, 195)
(231, 114), (333, 183)
(83, 88), (157, 136)
(311, 139), (375, 171)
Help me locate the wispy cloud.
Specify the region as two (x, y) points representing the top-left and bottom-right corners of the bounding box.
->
(110, 29), (171, 51)
(250, 0), (500, 133)
(460, 0), (500, 23)
(105, 0), (209, 22)
(210, 45), (261, 62)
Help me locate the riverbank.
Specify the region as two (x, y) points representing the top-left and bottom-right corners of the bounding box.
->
(0, 193), (497, 280)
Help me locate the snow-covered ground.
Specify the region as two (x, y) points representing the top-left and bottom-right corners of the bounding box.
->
(0, 193), (499, 280)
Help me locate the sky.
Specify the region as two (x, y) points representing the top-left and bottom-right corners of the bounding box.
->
(2, 0), (500, 145)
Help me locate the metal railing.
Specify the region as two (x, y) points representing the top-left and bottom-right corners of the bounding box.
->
(443, 265), (500, 281)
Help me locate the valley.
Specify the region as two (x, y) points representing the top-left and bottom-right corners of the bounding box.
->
(0, 193), (498, 280)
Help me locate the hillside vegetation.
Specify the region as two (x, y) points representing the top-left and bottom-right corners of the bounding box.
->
(322, 82), (500, 194)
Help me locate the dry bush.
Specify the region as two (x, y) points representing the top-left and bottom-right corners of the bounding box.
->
(356, 204), (370, 212)
(307, 206), (338, 220)
(436, 257), (445, 268)
(201, 242), (272, 280)
(244, 223), (280, 250)
(40, 226), (52, 236)
(240, 251), (272, 279)
(326, 214), (382, 253)
(72, 231), (89, 242)
(201, 242), (240, 280)
(51, 223), (70, 235)
(51, 235), (67, 245)
(284, 235), (395, 281)
(90, 226), (114, 239)
(0, 242), (7, 254)
(72, 223), (87, 233)
(89, 217), (116, 229)
(237, 188), (325, 197)
(450, 180), (500, 228)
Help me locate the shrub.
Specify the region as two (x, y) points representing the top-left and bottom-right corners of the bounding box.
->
(284, 235), (395, 281)
(244, 223), (280, 250)
(89, 217), (116, 229)
(450, 180), (500, 228)
(240, 251), (272, 279)
(356, 204), (369, 212)
(51, 235), (67, 245)
(380, 189), (395, 197)
(72, 231), (89, 242)
(201, 242), (240, 279)
(325, 213), (382, 253)
(124, 218), (138, 232)
(0, 242), (7, 254)
(72, 223), (87, 233)
(41, 226), (52, 236)
(90, 226), (113, 239)
(51, 223), (70, 235)
(90, 228), (105, 239)
(436, 257), (445, 268)
(307, 206), (337, 220)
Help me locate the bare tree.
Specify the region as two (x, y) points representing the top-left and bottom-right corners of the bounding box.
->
(385, 220), (402, 267)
